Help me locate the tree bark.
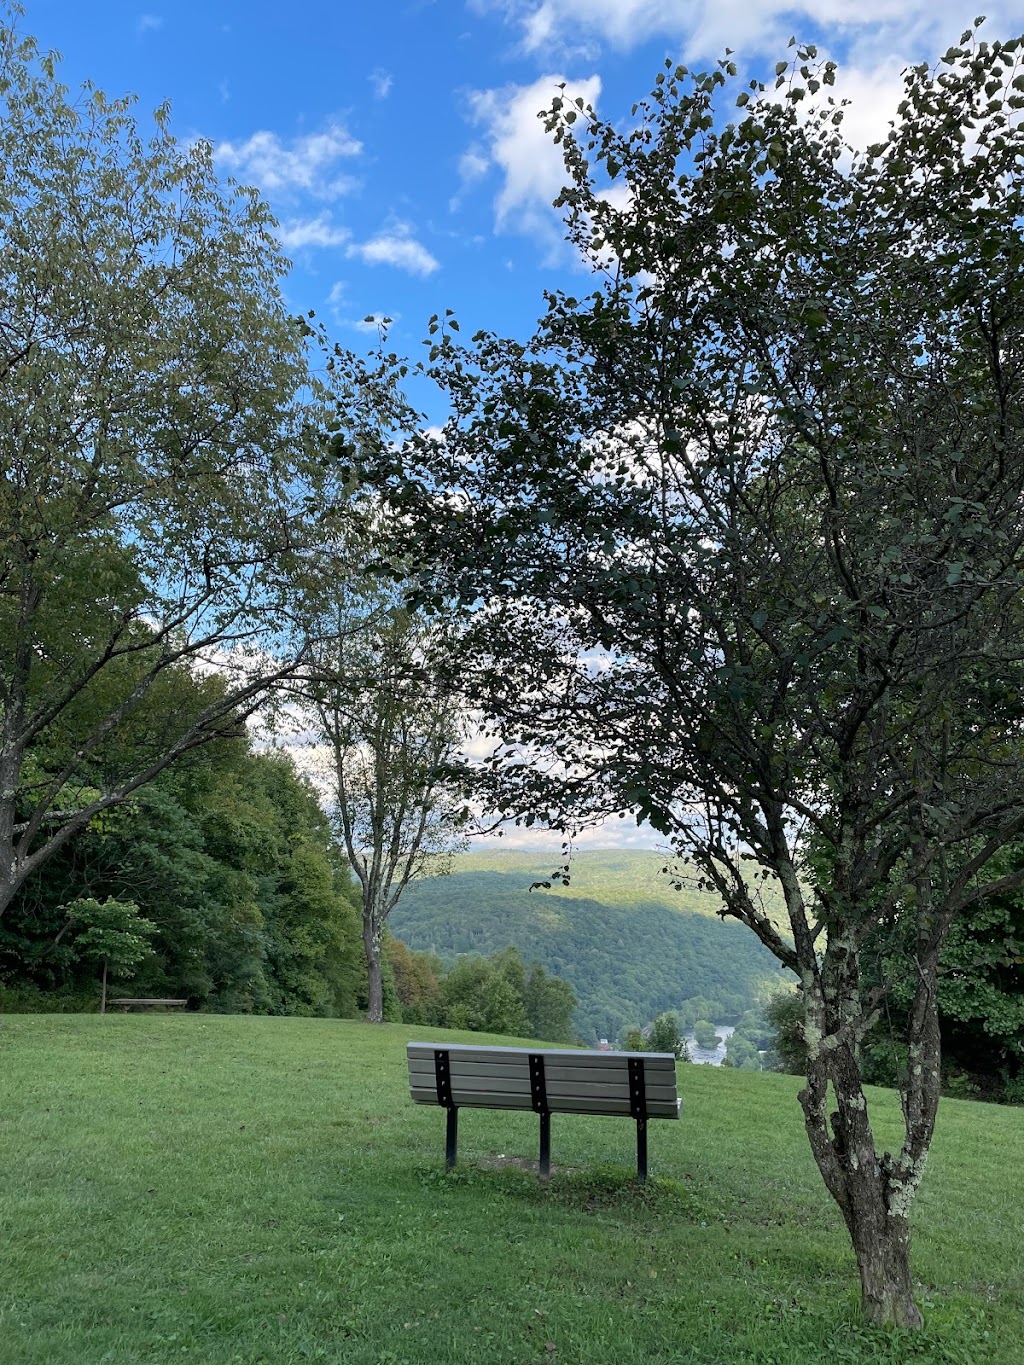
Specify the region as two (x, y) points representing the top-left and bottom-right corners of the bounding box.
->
(799, 972), (928, 1330)
(364, 923), (383, 1023)
(845, 1195), (921, 1329)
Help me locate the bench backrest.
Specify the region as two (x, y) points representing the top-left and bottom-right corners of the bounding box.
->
(407, 1042), (679, 1119)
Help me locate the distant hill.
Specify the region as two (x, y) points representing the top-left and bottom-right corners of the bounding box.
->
(390, 848), (792, 1043)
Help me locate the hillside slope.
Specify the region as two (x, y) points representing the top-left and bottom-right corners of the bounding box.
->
(391, 848), (792, 1041)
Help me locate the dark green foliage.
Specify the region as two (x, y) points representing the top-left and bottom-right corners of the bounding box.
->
(523, 962), (577, 1043)
(861, 847), (1024, 1101)
(441, 951), (531, 1036)
(399, 944), (580, 1041)
(391, 860), (789, 1042)
(693, 1020), (722, 1052)
(648, 1011), (686, 1058)
(764, 991), (807, 1075)
(0, 740), (365, 1017)
(722, 1035), (763, 1071)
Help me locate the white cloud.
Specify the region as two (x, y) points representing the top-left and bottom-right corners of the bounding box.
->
(136, 13), (162, 34)
(347, 225), (440, 276)
(216, 121), (362, 201)
(351, 312), (398, 333)
(484, 0), (1015, 63)
(370, 68), (394, 99)
(822, 58), (910, 153)
(459, 147), (491, 182)
(466, 73), (601, 249)
(276, 215), (350, 250)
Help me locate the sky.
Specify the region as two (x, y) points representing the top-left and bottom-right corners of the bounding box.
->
(22, 0), (1019, 848)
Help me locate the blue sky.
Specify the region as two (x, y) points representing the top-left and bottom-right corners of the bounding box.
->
(23, 0), (1017, 419)
(23, 0), (1017, 849)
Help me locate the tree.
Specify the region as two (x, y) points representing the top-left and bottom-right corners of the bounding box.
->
(441, 951), (530, 1036)
(0, 14), (374, 920)
(692, 1021), (722, 1053)
(648, 1011), (687, 1058)
(361, 30), (1024, 1326)
(385, 933), (444, 1024)
(722, 1034), (762, 1071)
(524, 962), (578, 1042)
(309, 598), (467, 1021)
(57, 896), (156, 1011)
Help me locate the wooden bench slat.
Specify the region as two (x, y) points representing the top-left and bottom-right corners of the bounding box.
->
(411, 1087), (680, 1118)
(408, 1056), (676, 1083)
(407, 1043), (675, 1068)
(410, 1083), (680, 1115)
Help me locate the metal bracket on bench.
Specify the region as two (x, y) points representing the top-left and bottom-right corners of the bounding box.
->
(528, 1053), (551, 1181)
(434, 1049), (458, 1169)
(627, 1057), (648, 1184)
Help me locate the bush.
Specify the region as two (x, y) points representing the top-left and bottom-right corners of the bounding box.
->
(692, 1020), (721, 1052)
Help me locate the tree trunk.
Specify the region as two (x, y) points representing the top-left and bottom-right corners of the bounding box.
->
(842, 1167), (922, 1328)
(799, 976), (927, 1330)
(101, 958), (108, 1014)
(364, 923), (383, 1023)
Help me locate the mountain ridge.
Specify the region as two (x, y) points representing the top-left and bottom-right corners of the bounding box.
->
(391, 848), (792, 1042)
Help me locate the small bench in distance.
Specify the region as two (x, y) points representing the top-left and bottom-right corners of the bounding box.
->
(407, 1041), (680, 1182)
(105, 998), (187, 1011)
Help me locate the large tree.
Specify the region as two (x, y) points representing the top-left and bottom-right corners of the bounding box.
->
(307, 597), (467, 1021)
(360, 32), (1024, 1327)
(0, 15), (371, 917)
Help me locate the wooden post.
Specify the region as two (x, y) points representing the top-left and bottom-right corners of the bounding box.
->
(100, 959), (108, 1014)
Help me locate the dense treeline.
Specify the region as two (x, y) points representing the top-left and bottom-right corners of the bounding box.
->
(386, 940), (578, 1043)
(0, 736), (367, 1016)
(390, 868), (790, 1042)
(2, 716), (581, 1040)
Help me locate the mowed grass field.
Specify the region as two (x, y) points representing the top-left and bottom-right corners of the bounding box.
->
(0, 1016), (1021, 1365)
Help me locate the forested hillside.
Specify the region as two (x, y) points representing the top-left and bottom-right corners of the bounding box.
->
(390, 849), (792, 1041)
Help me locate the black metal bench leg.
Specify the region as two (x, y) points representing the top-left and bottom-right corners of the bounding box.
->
(636, 1117), (648, 1184)
(445, 1106), (459, 1169)
(539, 1110), (551, 1182)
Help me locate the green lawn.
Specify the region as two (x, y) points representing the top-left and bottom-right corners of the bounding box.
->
(0, 1016), (1020, 1364)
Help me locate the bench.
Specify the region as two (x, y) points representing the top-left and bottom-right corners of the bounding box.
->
(105, 998), (187, 1012)
(407, 1041), (680, 1182)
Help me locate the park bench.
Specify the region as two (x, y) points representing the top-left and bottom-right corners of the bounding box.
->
(407, 1041), (680, 1182)
(105, 998), (187, 1012)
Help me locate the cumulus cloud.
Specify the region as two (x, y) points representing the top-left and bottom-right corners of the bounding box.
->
(276, 215), (350, 250)
(347, 225), (440, 276)
(484, 0), (1014, 61)
(479, 1), (1019, 153)
(216, 121), (362, 200)
(465, 73), (601, 249)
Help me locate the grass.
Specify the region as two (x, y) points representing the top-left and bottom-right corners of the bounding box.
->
(0, 1015), (1021, 1364)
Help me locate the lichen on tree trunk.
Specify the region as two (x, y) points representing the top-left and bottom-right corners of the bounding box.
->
(364, 924), (384, 1023)
(798, 969), (934, 1330)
